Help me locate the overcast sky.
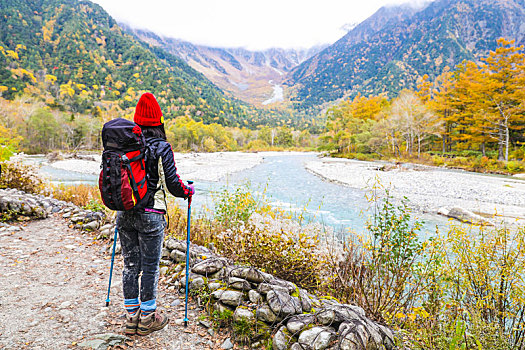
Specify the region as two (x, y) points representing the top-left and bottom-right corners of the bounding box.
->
(91, 0), (430, 50)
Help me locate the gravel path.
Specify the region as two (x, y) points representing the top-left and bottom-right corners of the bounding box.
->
(306, 158), (525, 224)
(0, 216), (230, 349)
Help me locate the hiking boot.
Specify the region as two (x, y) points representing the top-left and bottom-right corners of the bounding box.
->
(125, 310), (140, 335)
(137, 310), (169, 336)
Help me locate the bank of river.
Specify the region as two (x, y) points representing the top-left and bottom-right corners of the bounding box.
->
(306, 157), (525, 227)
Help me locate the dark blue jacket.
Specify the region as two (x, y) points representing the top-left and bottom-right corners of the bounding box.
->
(144, 138), (190, 211)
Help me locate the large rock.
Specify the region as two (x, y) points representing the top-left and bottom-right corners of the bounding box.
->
(233, 307), (255, 323)
(170, 249), (186, 263)
(298, 288), (313, 313)
(83, 221), (100, 231)
(298, 326), (336, 350)
(192, 257), (228, 275)
(286, 314), (316, 334)
(228, 277), (252, 291)
(267, 290), (302, 317)
(257, 283), (290, 295)
(255, 304), (279, 323)
(273, 326), (294, 350)
(165, 238), (183, 250)
(78, 333), (129, 350)
(189, 276), (206, 291)
(316, 304), (366, 326)
(438, 207), (493, 226)
(339, 320), (395, 350)
(228, 266), (265, 283)
(248, 290), (263, 304)
(211, 289), (244, 307)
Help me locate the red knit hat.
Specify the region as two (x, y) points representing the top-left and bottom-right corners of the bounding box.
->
(134, 93), (164, 126)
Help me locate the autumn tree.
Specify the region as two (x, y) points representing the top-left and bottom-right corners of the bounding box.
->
(417, 68), (455, 153)
(478, 38), (525, 161)
(388, 90), (439, 157)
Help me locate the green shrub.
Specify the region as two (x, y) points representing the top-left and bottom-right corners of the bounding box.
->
(324, 186), (435, 323)
(506, 160), (523, 173)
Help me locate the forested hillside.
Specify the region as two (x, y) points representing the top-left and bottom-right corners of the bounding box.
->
(0, 0), (263, 126)
(286, 0), (525, 112)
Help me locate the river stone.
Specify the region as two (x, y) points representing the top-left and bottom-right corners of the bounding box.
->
(273, 326), (294, 350)
(78, 333), (129, 350)
(255, 304), (278, 323)
(212, 302), (234, 316)
(316, 304), (365, 326)
(20, 202), (32, 215)
(211, 289), (244, 307)
(161, 248), (170, 259)
(180, 272), (199, 286)
(257, 283), (289, 295)
(438, 207), (493, 226)
(339, 321), (370, 350)
(248, 290), (263, 304)
(208, 282), (222, 292)
(208, 267), (226, 280)
(100, 224), (112, 232)
(228, 266), (265, 283)
(286, 314), (316, 334)
(192, 257), (227, 275)
(267, 290), (302, 317)
(70, 215), (84, 223)
(190, 276), (206, 291)
(83, 221), (99, 231)
(298, 326), (336, 350)
(228, 277), (251, 291)
(221, 338), (234, 350)
(290, 343), (305, 350)
(170, 249), (186, 263)
(167, 239), (187, 251)
(233, 307), (255, 323)
(298, 288), (313, 313)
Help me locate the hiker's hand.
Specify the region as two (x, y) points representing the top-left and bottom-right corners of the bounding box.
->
(187, 183), (195, 196)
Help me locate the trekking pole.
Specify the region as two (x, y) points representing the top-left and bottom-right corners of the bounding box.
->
(105, 227), (118, 307)
(184, 180), (194, 327)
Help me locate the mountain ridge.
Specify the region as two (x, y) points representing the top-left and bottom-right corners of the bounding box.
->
(123, 25), (326, 106)
(285, 0), (525, 112)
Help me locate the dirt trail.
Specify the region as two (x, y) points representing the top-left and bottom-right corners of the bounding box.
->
(0, 216), (227, 349)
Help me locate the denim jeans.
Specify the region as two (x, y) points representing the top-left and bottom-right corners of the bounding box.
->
(116, 210), (166, 303)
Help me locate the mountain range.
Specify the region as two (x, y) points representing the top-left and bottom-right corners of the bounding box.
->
(123, 26), (325, 105)
(1, 0), (524, 125)
(285, 0), (525, 111)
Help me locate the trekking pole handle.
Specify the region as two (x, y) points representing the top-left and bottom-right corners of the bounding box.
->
(187, 180), (194, 205)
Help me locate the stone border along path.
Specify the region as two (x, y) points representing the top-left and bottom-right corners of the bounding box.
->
(0, 188), (395, 350)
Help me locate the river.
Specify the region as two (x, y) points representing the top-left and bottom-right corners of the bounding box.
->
(262, 80), (284, 105)
(29, 153), (449, 236)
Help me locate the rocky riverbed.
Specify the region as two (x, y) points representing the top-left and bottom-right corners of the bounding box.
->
(306, 158), (525, 226)
(15, 151), (265, 182)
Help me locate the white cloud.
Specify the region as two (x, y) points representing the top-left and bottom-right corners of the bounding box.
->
(91, 0), (432, 50)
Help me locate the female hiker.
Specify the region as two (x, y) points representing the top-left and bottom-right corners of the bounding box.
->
(117, 92), (194, 336)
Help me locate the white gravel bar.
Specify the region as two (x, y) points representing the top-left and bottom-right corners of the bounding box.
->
(305, 157), (525, 224)
(45, 152), (264, 182)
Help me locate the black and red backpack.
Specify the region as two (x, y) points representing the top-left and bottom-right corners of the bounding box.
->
(99, 118), (149, 211)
